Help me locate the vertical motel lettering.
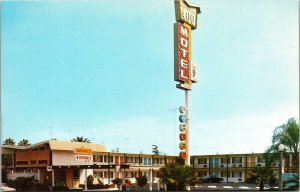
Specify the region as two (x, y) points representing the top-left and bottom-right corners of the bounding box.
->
(175, 23), (191, 82)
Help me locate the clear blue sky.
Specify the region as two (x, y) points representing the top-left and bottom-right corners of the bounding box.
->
(2, 0), (299, 155)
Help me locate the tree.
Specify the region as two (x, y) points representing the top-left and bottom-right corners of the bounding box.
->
(112, 178), (123, 190)
(157, 163), (200, 191)
(284, 174), (299, 190)
(135, 175), (148, 190)
(246, 166), (277, 191)
(18, 139), (31, 146)
(71, 136), (91, 143)
(152, 145), (159, 155)
(271, 118), (299, 167)
(3, 137), (15, 145)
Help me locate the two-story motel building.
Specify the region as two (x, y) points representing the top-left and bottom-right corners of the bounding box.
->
(2, 140), (297, 188)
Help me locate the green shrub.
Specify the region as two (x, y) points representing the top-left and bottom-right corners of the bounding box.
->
(87, 175), (94, 186)
(7, 176), (35, 191)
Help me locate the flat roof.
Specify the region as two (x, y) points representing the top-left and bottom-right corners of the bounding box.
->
(2, 140), (106, 152)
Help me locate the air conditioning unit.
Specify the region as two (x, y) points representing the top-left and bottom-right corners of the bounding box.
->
(203, 165), (207, 168)
(220, 164), (224, 167)
(239, 164), (242, 167)
(47, 166), (52, 172)
(257, 164), (261, 167)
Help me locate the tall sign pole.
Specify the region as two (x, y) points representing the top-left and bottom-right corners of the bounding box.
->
(174, 0), (200, 166)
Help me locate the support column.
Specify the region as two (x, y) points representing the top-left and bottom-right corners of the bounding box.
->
(51, 170), (55, 187)
(85, 169), (87, 191)
(37, 169), (41, 181)
(149, 169), (152, 191)
(185, 90), (190, 166)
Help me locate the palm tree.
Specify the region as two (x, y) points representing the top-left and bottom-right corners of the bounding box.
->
(157, 163), (200, 190)
(71, 136), (91, 143)
(3, 137), (15, 145)
(284, 174), (299, 190)
(18, 139), (31, 146)
(246, 166), (277, 191)
(271, 118), (299, 167)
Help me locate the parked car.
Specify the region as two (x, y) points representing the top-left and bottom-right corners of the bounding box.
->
(1, 183), (16, 191)
(201, 175), (223, 183)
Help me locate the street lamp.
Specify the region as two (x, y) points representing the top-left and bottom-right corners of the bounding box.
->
(278, 144), (285, 190)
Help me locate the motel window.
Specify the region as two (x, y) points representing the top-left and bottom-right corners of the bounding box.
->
(221, 171), (228, 177)
(232, 171), (241, 177)
(221, 157), (227, 164)
(134, 157), (140, 163)
(190, 158), (194, 164)
(198, 171), (206, 177)
(73, 170), (79, 179)
(257, 156), (264, 163)
(232, 157), (242, 163)
(144, 158), (148, 165)
(144, 172), (150, 178)
(153, 158), (159, 164)
(126, 172), (133, 178)
(32, 148), (39, 151)
(104, 156), (113, 163)
(198, 158), (207, 164)
(126, 157), (133, 163)
(30, 160), (36, 164)
(16, 161), (28, 165)
(94, 155), (103, 162)
(104, 172), (113, 178)
(160, 158), (165, 164)
(38, 160), (47, 164)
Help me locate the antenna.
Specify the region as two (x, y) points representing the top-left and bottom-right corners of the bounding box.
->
(48, 127), (53, 140)
(90, 132), (95, 143)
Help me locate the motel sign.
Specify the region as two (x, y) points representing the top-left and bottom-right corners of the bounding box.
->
(174, 0), (200, 164)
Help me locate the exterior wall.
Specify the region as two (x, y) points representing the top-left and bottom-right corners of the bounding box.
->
(4, 142), (298, 186)
(15, 150), (50, 167)
(7, 172), (38, 180)
(52, 151), (93, 166)
(66, 169), (73, 187)
(79, 169), (93, 185)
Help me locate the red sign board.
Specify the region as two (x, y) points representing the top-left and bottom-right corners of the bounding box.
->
(179, 133), (187, 141)
(179, 151), (187, 159)
(74, 155), (92, 161)
(174, 22), (191, 83)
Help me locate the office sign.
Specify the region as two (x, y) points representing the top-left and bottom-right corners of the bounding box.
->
(174, 22), (191, 83)
(74, 147), (92, 155)
(175, 0), (201, 29)
(74, 155), (92, 161)
(179, 151), (187, 159)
